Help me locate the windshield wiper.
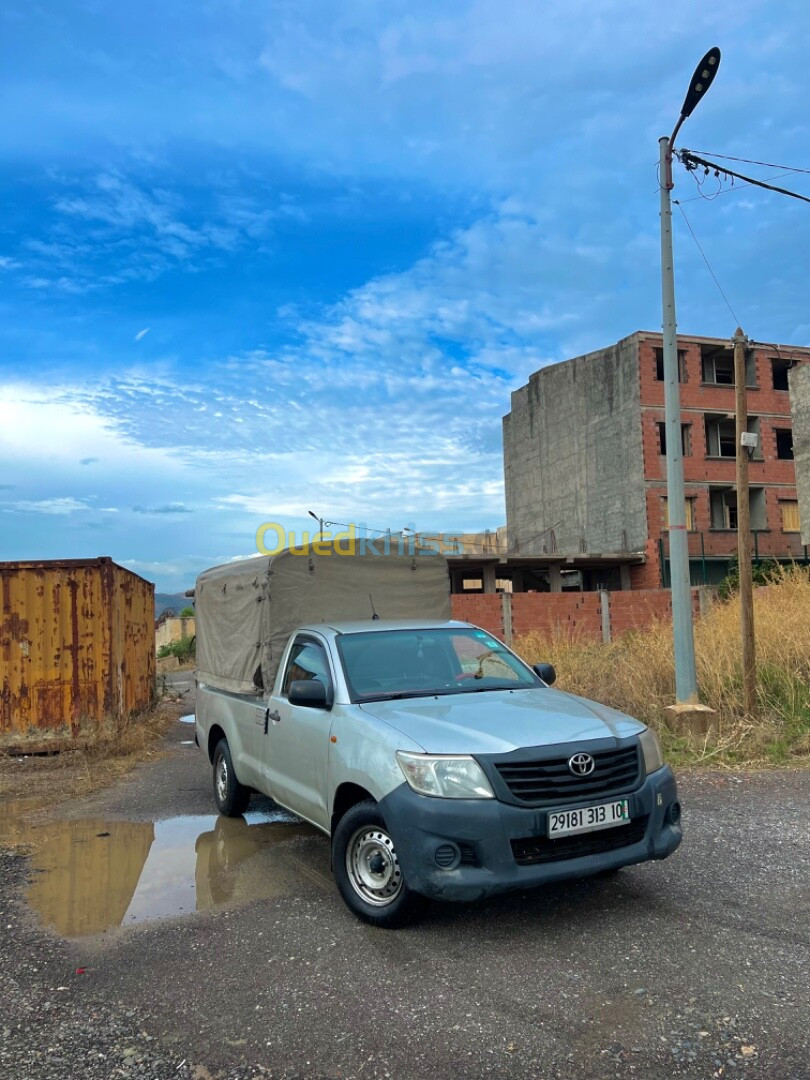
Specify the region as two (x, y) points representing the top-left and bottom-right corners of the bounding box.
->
(458, 684), (526, 693)
(356, 689), (455, 702)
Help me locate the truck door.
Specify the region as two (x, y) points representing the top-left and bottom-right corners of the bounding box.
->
(262, 635), (334, 830)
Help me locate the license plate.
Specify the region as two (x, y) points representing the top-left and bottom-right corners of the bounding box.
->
(548, 799), (630, 838)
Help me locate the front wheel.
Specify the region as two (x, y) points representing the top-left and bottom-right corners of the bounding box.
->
(332, 801), (420, 928)
(212, 739), (251, 817)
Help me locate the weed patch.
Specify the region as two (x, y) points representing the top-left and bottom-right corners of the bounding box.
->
(514, 567), (810, 768)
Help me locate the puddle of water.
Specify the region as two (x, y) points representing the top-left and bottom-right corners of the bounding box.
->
(0, 804), (326, 938)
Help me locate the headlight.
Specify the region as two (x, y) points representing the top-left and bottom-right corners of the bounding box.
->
(640, 728), (664, 774)
(396, 752), (495, 799)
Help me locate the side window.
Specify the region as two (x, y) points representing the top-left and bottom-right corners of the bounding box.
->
(282, 640), (332, 698)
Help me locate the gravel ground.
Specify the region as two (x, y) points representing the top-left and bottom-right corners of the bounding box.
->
(1, 720), (809, 1080)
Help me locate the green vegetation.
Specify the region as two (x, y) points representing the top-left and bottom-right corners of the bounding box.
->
(716, 556), (783, 601)
(157, 635), (196, 663)
(515, 567), (810, 768)
(179, 606), (195, 617)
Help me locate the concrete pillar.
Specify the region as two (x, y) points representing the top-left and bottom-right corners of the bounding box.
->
(482, 563), (497, 594)
(620, 564), (632, 591)
(510, 569), (524, 593)
(501, 593), (513, 647)
(548, 564), (562, 593)
(600, 589), (611, 643)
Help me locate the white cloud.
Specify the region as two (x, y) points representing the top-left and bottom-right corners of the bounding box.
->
(0, 387), (182, 476)
(3, 497), (91, 515)
(134, 327), (150, 341)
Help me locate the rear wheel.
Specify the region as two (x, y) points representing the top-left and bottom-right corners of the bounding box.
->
(212, 739), (251, 817)
(332, 800), (420, 928)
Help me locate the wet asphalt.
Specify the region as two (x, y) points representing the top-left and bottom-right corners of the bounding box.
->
(1, 697), (809, 1079)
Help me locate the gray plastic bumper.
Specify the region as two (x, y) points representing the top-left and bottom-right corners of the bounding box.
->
(379, 766), (682, 902)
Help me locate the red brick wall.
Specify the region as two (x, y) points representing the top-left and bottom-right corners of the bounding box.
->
(450, 593), (504, 638)
(451, 588), (706, 642)
(511, 592), (602, 639)
(608, 588), (702, 636)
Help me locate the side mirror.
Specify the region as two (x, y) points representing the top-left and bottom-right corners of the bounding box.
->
(533, 663), (556, 686)
(288, 679), (329, 708)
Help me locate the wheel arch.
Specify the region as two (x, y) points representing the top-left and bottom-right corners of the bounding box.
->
(331, 782), (376, 836)
(207, 723), (227, 763)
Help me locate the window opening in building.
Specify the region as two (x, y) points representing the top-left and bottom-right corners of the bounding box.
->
(710, 488), (737, 530)
(663, 497), (695, 531)
(771, 358), (791, 391)
(705, 416), (761, 459)
(654, 348), (686, 382)
(781, 501), (800, 532)
(775, 428), (794, 460)
(705, 416), (736, 457)
(701, 345), (756, 386)
(710, 488), (766, 530)
(658, 422), (691, 456)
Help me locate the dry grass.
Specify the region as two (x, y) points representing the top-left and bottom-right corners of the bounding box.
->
(0, 699), (182, 804)
(515, 566), (810, 768)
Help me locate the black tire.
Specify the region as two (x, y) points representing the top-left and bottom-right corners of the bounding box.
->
(212, 738), (251, 817)
(332, 800), (420, 928)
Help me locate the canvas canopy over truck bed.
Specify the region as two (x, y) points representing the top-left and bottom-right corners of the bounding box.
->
(194, 542), (451, 695)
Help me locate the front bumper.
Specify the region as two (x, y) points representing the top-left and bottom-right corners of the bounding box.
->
(380, 765), (681, 902)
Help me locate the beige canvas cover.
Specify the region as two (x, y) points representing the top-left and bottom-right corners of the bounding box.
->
(194, 541), (451, 695)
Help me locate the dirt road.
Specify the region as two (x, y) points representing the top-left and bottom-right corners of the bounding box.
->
(1, 717), (809, 1079)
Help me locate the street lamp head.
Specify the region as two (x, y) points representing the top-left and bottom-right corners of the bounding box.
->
(678, 47), (721, 120)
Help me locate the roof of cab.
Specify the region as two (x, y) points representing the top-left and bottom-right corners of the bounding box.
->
(299, 618), (473, 635)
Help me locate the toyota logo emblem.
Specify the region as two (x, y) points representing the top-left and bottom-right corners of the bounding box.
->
(568, 753), (595, 776)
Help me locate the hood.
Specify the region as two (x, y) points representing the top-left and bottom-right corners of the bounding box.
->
(358, 687), (644, 755)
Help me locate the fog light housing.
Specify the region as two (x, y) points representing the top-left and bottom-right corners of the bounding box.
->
(434, 843), (460, 869)
(666, 801), (682, 826)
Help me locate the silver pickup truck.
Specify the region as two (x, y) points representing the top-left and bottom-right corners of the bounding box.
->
(195, 603), (682, 927)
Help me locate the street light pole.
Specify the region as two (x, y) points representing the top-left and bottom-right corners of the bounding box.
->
(659, 135), (698, 704)
(658, 47), (721, 705)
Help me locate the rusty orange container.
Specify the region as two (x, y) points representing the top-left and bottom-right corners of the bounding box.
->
(0, 558), (155, 752)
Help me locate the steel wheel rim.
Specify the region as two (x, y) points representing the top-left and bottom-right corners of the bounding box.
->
(215, 756), (228, 804)
(346, 825), (403, 907)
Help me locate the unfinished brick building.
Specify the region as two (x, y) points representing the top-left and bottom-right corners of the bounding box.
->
(503, 331), (809, 589)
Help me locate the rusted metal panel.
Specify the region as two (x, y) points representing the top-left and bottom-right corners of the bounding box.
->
(0, 558), (155, 751)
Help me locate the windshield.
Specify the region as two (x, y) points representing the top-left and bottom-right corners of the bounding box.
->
(337, 627), (542, 702)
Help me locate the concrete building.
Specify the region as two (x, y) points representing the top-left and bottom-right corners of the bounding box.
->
(790, 363), (810, 545)
(405, 527), (643, 594)
(503, 331), (810, 589)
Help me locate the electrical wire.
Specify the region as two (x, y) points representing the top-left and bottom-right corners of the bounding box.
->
(676, 166), (800, 204)
(678, 151), (810, 206)
(684, 149), (810, 175)
(672, 202), (741, 327)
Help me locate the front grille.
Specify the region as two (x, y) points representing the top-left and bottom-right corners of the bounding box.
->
(494, 745), (641, 806)
(511, 816), (648, 866)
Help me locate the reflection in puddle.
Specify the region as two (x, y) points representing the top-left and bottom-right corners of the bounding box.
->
(0, 805), (324, 938)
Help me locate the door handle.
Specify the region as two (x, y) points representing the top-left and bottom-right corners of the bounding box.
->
(265, 709), (281, 734)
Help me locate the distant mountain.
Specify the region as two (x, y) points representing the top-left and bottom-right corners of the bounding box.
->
(155, 592), (193, 618)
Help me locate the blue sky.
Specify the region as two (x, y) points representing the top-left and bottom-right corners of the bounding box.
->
(1, 0), (809, 591)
